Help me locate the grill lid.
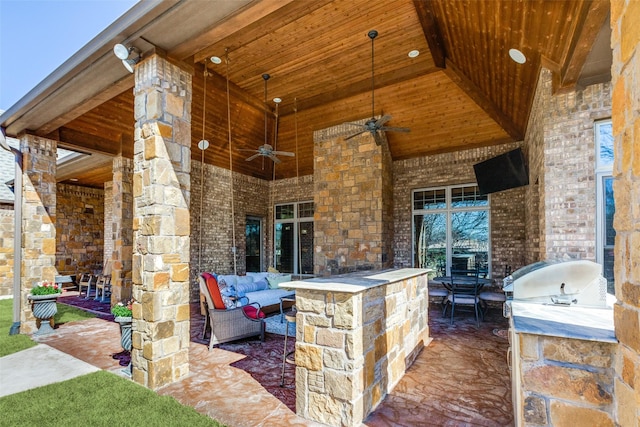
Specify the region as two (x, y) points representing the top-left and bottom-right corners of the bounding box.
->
(504, 260), (606, 307)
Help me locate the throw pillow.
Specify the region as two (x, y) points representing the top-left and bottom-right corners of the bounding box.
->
(216, 278), (236, 309)
(246, 272), (269, 282)
(242, 305), (266, 320)
(267, 274), (292, 289)
(202, 273), (226, 310)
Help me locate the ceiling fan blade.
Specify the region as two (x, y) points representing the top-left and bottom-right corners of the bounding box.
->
(379, 126), (411, 133)
(376, 115), (393, 127)
(346, 122), (367, 129)
(374, 131), (385, 146)
(272, 150), (295, 157)
(344, 130), (365, 140)
(267, 154), (282, 163)
(245, 153), (261, 162)
(238, 148), (258, 152)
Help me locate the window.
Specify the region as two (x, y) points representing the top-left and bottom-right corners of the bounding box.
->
(275, 201), (314, 275)
(595, 119), (615, 293)
(413, 185), (490, 276)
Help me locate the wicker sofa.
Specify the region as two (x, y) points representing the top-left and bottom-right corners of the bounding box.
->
(198, 272), (294, 348)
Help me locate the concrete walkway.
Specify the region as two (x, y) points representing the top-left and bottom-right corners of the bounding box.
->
(0, 344), (100, 397)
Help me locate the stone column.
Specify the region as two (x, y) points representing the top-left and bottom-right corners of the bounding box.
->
(313, 121), (394, 276)
(611, 1), (640, 425)
(131, 54), (192, 389)
(19, 134), (57, 334)
(110, 156), (134, 304)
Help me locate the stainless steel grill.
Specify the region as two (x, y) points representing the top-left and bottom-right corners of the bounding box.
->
(502, 260), (608, 317)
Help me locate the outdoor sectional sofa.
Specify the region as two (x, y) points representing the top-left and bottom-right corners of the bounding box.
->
(198, 271), (293, 348)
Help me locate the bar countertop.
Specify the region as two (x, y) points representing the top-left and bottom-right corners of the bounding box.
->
(282, 268), (431, 294)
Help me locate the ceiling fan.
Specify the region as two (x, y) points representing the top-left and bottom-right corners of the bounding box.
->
(240, 73), (295, 164)
(345, 30), (410, 146)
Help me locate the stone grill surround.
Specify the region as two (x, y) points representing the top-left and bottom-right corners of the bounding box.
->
(288, 269), (430, 427)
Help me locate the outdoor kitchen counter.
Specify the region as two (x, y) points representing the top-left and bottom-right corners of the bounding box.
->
(282, 268), (431, 427)
(510, 298), (617, 343)
(283, 267), (431, 293)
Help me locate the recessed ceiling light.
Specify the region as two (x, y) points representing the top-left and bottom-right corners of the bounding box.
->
(273, 97), (282, 103)
(408, 50), (420, 58)
(210, 56), (222, 64)
(509, 48), (526, 64)
(69, 178), (79, 182)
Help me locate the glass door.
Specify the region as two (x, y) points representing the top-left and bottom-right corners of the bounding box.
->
(245, 216), (262, 272)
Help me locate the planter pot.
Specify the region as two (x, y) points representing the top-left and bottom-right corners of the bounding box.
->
(114, 316), (132, 351)
(114, 316), (132, 376)
(28, 293), (61, 336)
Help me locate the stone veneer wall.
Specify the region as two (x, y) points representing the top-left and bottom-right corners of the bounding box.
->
(610, 1), (640, 425)
(0, 207), (14, 297)
(517, 333), (616, 425)
(313, 122), (394, 276)
(103, 181), (114, 271)
(294, 272), (429, 427)
(393, 143), (526, 282)
(55, 183), (104, 277)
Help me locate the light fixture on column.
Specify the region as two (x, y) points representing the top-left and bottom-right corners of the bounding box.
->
(113, 43), (141, 73)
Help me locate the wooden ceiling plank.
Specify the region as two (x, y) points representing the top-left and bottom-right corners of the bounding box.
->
(443, 59), (521, 141)
(559, 0), (610, 90)
(412, 0), (446, 68)
(58, 127), (122, 156)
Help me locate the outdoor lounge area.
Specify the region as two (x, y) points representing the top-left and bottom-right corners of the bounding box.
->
(34, 296), (512, 426)
(1, 0), (640, 425)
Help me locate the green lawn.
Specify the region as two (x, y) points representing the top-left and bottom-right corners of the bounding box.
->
(0, 370), (224, 426)
(0, 298), (225, 426)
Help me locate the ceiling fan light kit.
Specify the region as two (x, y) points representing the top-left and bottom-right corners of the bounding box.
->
(345, 30), (410, 145)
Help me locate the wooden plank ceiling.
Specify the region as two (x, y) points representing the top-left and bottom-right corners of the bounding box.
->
(48, 0), (609, 186)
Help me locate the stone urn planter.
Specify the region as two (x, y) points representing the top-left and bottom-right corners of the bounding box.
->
(28, 293), (61, 336)
(114, 316), (132, 375)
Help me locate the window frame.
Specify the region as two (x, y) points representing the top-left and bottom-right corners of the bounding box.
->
(274, 200), (314, 275)
(595, 119), (615, 292)
(411, 184), (491, 277)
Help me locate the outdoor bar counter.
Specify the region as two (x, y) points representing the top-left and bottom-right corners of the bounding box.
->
(283, 268), (431, 427)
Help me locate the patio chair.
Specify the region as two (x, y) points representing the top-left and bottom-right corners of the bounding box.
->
(443, 269), (483, 327)
(78, 273), (96, 299)
(94, 274), (111, 303)
(198, 273), (265, 350)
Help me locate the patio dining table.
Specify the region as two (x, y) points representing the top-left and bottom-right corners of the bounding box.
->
(432, 276), (492, 292)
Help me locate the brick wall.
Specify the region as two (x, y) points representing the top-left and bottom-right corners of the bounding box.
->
(0, 207), (14, 296)
(610, 1), (640, 425)
(393, 142), (526, 282)
(55, 184), (105, 277)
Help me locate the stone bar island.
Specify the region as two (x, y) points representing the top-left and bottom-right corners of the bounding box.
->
(283, 268), (431, 427)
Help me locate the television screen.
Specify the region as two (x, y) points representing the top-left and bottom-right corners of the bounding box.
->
(473, 148), (529, 195)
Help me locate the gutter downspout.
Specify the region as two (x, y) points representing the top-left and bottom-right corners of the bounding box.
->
(1, 128), (22, 335)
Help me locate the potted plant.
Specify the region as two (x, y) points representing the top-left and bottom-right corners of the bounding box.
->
(112, 299), (133, 375)
(28, 281), (63, 335)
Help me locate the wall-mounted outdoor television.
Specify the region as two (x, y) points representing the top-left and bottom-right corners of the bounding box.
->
(473, 148), (529, 195)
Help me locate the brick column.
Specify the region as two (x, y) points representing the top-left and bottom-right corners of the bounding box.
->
(610, 1), (640, 425)
(19, 134), (57, 334)
(313, 121), (394, 276)
(110, 156), (134, 304)
(131, 54), (192, 389)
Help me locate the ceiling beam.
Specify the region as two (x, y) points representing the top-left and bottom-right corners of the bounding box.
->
(55, 127), (124, 157)
(412, 0), (446, 69)
(558, 0), (610, 91)
(443, 59), (522, 141)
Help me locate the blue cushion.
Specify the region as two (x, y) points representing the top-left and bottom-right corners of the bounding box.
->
(267, 274), (292, 289)
(246, 272), (269, 282)
(234, 277), (270, 296)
